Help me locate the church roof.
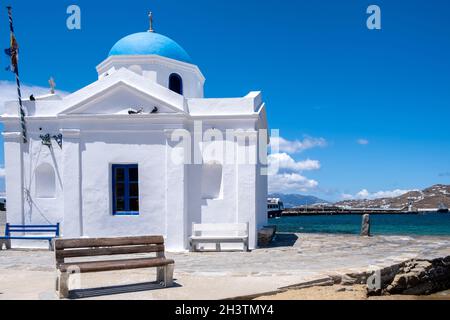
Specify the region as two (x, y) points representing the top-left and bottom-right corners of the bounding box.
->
(108, 32), (192, 64)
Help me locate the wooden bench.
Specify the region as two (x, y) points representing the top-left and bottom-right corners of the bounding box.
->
(189, 223), (249, 252)
(0, 223), (60, 250)
(54, 235), (174, 299)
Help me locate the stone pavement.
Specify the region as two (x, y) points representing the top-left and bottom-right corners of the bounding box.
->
(1, 233), (450, 300)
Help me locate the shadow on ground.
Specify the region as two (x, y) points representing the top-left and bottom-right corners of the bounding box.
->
(264, 233), (299, 248)
(68, 280), (181, 299)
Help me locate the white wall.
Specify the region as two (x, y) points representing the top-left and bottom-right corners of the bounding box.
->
(184, 121), (267, 250)
(8, 123), (65, 227)
(2, 119), (266, 251)
(96, 55), (205, 99)
(2, 121), (65, 248)
(1, 62), (267, 251)
(80, 131), (167, 237)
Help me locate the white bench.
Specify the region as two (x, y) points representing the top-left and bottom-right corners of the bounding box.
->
(189, 223), (249, 252)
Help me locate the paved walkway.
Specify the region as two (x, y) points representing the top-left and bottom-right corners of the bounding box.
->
(1, 233), (450, 300)
(0, 210), (5, 235)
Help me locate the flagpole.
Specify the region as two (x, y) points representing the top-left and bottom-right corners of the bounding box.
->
(6, 6), (27, 144)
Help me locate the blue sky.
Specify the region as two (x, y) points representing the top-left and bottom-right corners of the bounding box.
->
(0, 0), (449, 201)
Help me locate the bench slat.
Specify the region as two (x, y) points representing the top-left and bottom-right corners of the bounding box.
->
(0, 236), (54, 241)
(58, 257), (174, 273)
(8, 229), (57, 233)
(55, 235), (164, 249)
(8, 225), (58, 228)
(190, 236), (247, 240)
(192, 223), (248, 232)
(56, 244), (165, 259)
(191, 238), (247, 243)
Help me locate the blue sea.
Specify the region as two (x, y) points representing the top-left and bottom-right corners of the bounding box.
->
(269, 213), (450, 236)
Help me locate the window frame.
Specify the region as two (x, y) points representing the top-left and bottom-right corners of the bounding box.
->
(112, 164), (139, 216)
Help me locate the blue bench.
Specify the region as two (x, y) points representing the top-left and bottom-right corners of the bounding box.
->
(0, 223), (60, 250)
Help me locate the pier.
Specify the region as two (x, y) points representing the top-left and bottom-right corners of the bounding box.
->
(280, 206), (419, 216)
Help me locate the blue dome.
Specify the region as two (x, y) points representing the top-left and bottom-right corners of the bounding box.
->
(108, 32), (192, 63)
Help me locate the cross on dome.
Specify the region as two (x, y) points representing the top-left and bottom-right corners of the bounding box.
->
(148, 12), (154, 33)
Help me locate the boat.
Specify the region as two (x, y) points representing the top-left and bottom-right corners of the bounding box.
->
(437, 203), (449, 213)
(268, 198), (284, 218)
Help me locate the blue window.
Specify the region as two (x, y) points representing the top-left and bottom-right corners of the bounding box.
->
(112, 164), (139, 215)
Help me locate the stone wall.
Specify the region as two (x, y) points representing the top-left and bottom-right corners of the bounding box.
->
(366, 256), (450, 296)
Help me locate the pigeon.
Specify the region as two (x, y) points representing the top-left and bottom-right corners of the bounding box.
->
(128, 107), (144, 115)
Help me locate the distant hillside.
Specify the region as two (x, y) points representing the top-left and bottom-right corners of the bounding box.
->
(335, 184), (450, 210)
(269, 193), (329, 208)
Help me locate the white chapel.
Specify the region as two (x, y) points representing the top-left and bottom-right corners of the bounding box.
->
(1, 21), (268, 251)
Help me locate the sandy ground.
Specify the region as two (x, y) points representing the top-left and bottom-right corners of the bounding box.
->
(256, 285), (450, 300)
(256, 285), (368, 300)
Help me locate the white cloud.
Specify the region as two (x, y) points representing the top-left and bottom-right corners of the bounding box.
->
(357, 138), (369, 145)
(342, 189), (413, 200)
(0, 80), (69, 114)
(267, 135), (325, 193)
(369, 189), (413, 199)
(356, 189), (370, 198)
(270, 136), (327, 154)
(268, 153), (320, 173)
(268, 152), (321, 193)
(341, 193), (354, 200)
(269, 172), (319, 193)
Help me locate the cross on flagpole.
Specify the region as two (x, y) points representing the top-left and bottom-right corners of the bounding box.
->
(49, 77), (56, 94)
(5, 6), (27, 143)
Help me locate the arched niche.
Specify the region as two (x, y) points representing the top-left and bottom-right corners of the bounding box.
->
(35, 163), (56, 198)
(201, 161), (223, 200)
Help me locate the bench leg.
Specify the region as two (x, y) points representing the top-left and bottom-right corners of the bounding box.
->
(49, 240), (54, 251)
(156, 266), (165, 284)
(55, 273), (59, 292)
(57, 271), (70, 299)
(243, 240), (249, 252)
(5, 239), (11, 250)
(163, 264), (174, 287)
(215, 242), (221, 252)
(190, 240), (197, 252)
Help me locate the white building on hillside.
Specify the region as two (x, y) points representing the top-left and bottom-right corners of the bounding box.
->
(1, 24), (268, 250)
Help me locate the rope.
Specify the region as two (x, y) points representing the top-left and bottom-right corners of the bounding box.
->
(6, 6), (27, 143)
